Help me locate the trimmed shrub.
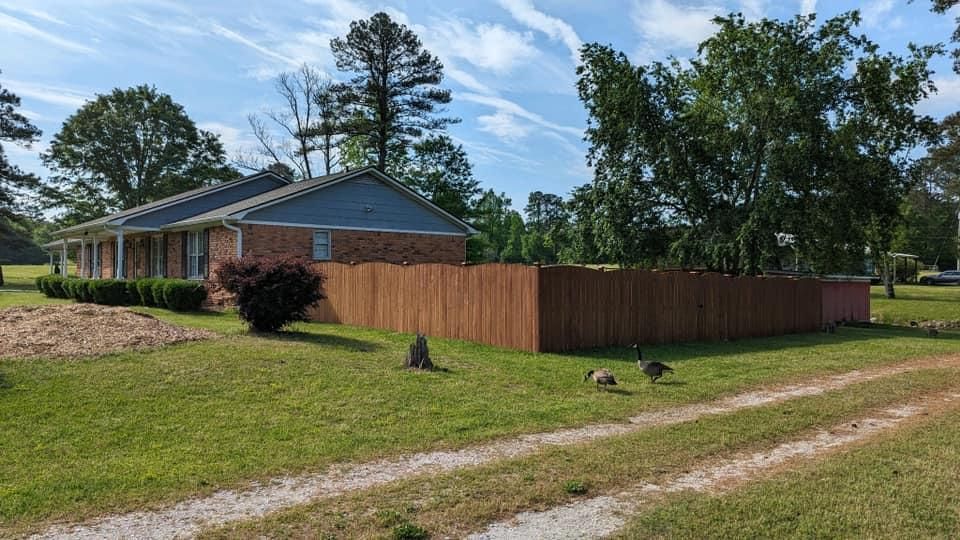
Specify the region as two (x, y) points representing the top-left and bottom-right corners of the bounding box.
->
(125, 280), (140, 305)
(150, 280), (167, 308)
(161, 280), (207, 311)
(44, 275), (66, 298)
(78, 280), (95, 302)
(136, 278), (161, 306)
(214, 256), (325, 332)
(35, 275), (47, 293)
(61, 279), (78, 300)
(89, 279), (129, 306)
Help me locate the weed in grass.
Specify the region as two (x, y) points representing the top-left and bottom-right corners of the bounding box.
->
(563, 480), (588, 495)
(392, 522), (429, 540)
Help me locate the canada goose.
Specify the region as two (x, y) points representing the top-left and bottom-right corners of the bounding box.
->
(909, 320), (919, 328)
(633, 344), (674, 383)
(584, 369), (617, 391)
(822, 321), (836, 334)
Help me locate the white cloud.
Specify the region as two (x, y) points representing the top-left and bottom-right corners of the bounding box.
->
(445, 66), (494, 94)
(5, 80), (91, 108)
(477, 111), (535, 140)
(632, 0), (723, 52)
(861, 0), (901, 29)
(739, 0), (767, 19)
(917, 77), (960, 118)
(498, 0), (582, 64)
(208, 21), (299, 68)
(460, 92), (582, 139)
(0, 5), (66, 26)
(0, 12), (95, 54)
(198, 121), (254, 156)
(432, 19), (539, 74)
(800, 0), (816, 15)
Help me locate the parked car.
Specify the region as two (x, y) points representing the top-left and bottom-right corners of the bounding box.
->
(919, 271), (960, 285)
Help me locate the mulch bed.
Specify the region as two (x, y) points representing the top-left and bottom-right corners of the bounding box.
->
(0, 304), (216, 360)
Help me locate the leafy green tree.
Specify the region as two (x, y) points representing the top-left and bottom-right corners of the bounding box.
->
(577, 12), (940, 292)
(468, 189), (514, 262)
(0, 75), (44, 264)
(43, 85), (238, 223)
(522, 191), (569, 264)
(929, 0), (960, 73)
(501, 212), (526, 263)
(402, 135), (480, 219)
(330, 12), (456, 171)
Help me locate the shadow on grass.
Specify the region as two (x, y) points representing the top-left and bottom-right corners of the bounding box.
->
(566, 324), (960, 367)
(0, 372), (12, 389)
(257, 330), (382, 352)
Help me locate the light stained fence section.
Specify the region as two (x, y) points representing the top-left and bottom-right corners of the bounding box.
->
(310, 263), (832, 353)
(310, 263), (540, 351)
(820, 280), (871, 324)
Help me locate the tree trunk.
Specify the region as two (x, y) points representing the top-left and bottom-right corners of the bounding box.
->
(405, 333), (433, 370)
(0, 265), (4, 287)
(881, 254), (896, 299)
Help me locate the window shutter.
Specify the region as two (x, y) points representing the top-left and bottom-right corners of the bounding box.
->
(162, 234), (168, 277)
(203, 228), (210, 279)
(181, 232), (188, 278)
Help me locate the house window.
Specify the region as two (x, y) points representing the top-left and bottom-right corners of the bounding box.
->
(150, 235), (165, 277)
(186, 230), (206, 279)
(313, 230), (331, 260)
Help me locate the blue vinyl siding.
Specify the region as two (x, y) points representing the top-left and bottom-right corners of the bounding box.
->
(124, 176), (287, 228)
(243, 174), (466, 234)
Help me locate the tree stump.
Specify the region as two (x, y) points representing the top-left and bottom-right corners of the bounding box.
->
(405, 333), (433, 370)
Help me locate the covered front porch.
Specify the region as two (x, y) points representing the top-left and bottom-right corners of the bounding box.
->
(45, 227), (167, 280)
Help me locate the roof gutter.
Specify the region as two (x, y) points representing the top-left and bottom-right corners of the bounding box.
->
(221, 219), (242, 258)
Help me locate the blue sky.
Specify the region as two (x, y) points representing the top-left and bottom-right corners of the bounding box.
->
(2, 0), (959, 214)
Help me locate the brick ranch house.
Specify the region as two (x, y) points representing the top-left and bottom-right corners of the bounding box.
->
(49, 166), (476, 281)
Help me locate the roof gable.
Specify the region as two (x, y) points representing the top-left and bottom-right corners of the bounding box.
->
(54, 171), (291, 236)
(165, 167), (476, 234)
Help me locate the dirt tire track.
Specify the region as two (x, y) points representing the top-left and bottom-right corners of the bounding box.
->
(468, 388), (960, 540)
(29, 354), (960, 540)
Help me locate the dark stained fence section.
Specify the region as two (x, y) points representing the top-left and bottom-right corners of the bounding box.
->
(309, 263), (838, 353)
(310, 263), (540, 351)
(537, 267), (823, 351)
(820, 280), (871, 324)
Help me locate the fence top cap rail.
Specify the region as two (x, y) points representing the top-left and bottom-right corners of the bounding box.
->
(819, 274), (874, 283)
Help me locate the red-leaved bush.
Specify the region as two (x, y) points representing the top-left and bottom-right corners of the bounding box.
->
(214, 256), (325, 332)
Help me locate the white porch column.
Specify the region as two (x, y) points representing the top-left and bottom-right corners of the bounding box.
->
(116, 229), (125, 279)
(93, 238), (100, 278)
(61, 239), (68, 277)
(79, 238), (86, 278)
(48, 252), (53, 274)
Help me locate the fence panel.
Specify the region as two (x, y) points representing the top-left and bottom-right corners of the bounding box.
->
(537, 267), (823, 351)
(309, 262), (540, 351)
(309, 263), (841, 353)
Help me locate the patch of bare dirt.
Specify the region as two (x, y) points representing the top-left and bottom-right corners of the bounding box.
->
(0, 304), (215, 360)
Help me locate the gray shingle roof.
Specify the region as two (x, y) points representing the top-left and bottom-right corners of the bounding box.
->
(161, 167), (374, 228)
(53, 171), (289, 236)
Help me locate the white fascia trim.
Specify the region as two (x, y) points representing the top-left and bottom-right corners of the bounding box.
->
(239, 220), (468, 237)
(109, 172), (288, 227)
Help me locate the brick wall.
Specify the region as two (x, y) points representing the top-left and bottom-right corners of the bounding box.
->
(166, 232), (184, 278)
(208, 226), (237, 269)
(101, 241), (115, 278)
(240, 224), (465, 264)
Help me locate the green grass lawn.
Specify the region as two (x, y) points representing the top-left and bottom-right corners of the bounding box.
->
(871, 284), (960, 325)
(200, 369), (960, 539)
(0, 264), (50, 291)
(619, 400), (960, 539)
(3, 265), (960, 536)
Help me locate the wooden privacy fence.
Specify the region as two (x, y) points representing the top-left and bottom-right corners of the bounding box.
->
(309, 263), (847, 352)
